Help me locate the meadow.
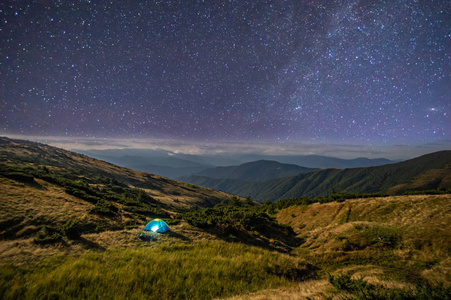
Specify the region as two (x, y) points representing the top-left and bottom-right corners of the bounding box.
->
(1, 139), (450, 299)
(1, 194), (450, 299)
(1, 240), (314, 300)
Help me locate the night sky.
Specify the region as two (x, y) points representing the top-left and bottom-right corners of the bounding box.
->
(1, 1), (450, 154)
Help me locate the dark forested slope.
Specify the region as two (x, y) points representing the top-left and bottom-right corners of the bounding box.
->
(184, 151), (451, 201)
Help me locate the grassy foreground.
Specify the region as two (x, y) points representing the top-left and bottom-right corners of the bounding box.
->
(1, 193), (450, 299)
(0, 240), (313, 300)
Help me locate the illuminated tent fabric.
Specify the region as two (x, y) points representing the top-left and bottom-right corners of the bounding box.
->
(143, 219), (169, 233)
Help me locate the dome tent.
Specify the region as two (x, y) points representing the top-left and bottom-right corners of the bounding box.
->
(144, 219), (169, 233)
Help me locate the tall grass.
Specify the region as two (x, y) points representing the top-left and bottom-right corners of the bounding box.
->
(1, 240), (314, 299)
(328, 273), (451, 299)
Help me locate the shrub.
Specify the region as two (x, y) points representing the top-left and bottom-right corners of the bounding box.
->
(182, 200), (284, 236)
(124, 219), (141, 229)
(328, 273), (368, 292)
(34, 225), (63, 244)
(60, 220), (82, 240)
(266, 262), (317, 282)
(2, 172), (35, 183)
(65, 186), (101, 204)
(88, 200), (118, 216)
(357, 224), (401, 249)
(328, 273), (451, 299)
(33, 221), (83, 244)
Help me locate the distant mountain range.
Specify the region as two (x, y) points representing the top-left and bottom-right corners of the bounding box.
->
(182, 151), (451, 202)
(189, 160), (317, 181)
(2, 136), (450, 205)
(76, 148), (398, 179)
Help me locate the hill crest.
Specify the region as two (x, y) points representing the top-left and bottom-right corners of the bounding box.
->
(187, 159), (317, 181)
(184, 150), (451, 201)
(0, 137), (234, 239)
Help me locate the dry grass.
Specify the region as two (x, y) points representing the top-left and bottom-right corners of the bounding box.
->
(0, 177), (94, 238)
(0, 137), (234, 209)
(1, 192), (450, 299)
(220, 194), (451, 299)
(220, 279), (343, 300)
(278, 195), (450, 245)
(277, 194), (451, 286)
(80, 222), (217, 250)
(2, 138), (450, 299)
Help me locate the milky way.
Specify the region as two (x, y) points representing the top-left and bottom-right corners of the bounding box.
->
(1, 1), (450, 146)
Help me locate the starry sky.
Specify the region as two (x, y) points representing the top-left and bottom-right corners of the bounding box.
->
(1, 0), (450, 157)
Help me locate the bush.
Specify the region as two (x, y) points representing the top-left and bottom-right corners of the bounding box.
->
(328, 273), (368, 292)
(65, 186), (101, 204)
(357, 224), (401, 249)
(266, 262), (317, 282)
(88, 200), (118, 216)
(2, 172), (35, 183)
(60, 220), (82, 240)
(34, 225), (63, 244)
(328, 274), (451, 299)
(33, 221), (83, 244)
(183, 199), (282, 235)
(124, 219), (141, 229)
(404, 188), (451, 195)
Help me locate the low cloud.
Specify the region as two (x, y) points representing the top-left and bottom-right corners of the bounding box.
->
(4, 134), (450, 160)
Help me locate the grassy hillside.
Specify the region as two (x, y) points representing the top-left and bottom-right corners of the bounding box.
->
(1, 240), (315, 300)
(1, 137), (450, 299)
(0, 137), (235, 241)
(185, 150), (451, 201)
(0, 137), (232, 208)
(272, 194), (451, 297)
(1, 193), (449, 299)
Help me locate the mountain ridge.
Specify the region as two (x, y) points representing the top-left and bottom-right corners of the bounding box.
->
(187, 160), (317, 181)
(183, 150), (451, 201)
(0, 137), (233, 211)
(75, 148), (398, 179)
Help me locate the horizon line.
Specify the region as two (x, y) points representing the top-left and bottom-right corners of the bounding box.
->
(2, 134), (450, 160)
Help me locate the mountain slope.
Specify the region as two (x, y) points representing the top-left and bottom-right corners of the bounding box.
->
(274, 194), (451, 294)
(126, 163), (209, 179)
(186, 160), (317, 181)
(1, 137), (450, 299)
(76, 149), (213, 179)
(77, 149), (397, 177)
(235, 154), (397, 168)
(0, 137), (234, 239)
(184, 151), (451, 201)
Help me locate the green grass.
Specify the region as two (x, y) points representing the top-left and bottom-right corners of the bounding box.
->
(328, 273), (451, 299)
(0, 240), (315, 300)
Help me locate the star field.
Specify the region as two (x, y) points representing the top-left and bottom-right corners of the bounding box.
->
(1, 0), (450, 146)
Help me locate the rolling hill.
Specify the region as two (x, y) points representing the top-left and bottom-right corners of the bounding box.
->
(185, 160), (317, 181)
(234, 153), (397, 169)
(0, 137), (450, 299)
(183, 150), (451, 201)
(76, 148), (397, 179)
(0, 137), (233, 240)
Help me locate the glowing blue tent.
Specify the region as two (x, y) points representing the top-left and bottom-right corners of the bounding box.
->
(144, 219), (169, 233)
